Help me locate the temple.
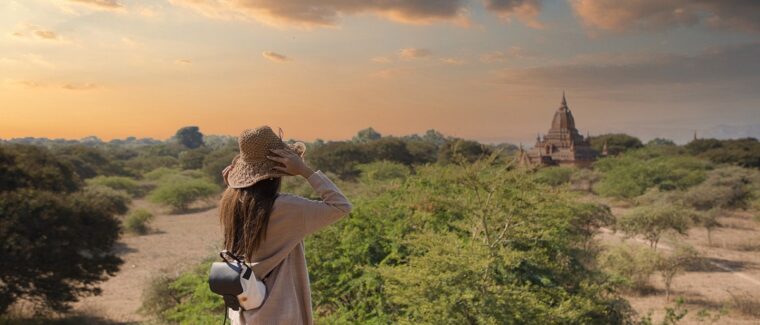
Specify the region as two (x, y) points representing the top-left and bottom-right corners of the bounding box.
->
(519, 93), (599, 167)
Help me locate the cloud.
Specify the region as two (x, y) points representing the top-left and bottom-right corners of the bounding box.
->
(494, 42), (760, 89)
(67, 0), (124, 10)
(371, 56), (392, 64)
(168, 0), (470, 27)
(480, 46), (538, 63)
(262, 51), (290, 62)
(11, 24), (63, 42)
(175, 59), (192, 65)
(371, 67), (412, 79)
(571, 0), (760, 33)
(62, 82), (99, 90)
(3, 79), (99, 90)
(398, 48), (432, 60)
(484, 0), (543, 28)
(440, 57), (465, 65)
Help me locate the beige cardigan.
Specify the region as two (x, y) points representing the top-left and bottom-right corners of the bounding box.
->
(228, 171), (352, 325)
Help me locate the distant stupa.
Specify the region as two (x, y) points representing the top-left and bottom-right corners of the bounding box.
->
(520, 93), (599, 167)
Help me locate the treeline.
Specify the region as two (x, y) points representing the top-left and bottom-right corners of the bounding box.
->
(2, 125), (759, 321)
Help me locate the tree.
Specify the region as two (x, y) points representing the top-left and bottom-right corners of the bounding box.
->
(308, 141), (369, 179)
(174, 126), (204, 149)
(352, 127), (382, 143)
(178, 147), (210, 170)
(437, 139), (492, 164)
(0, 144), (122, 313)
(366, 137), (413, 165)
(647, 138), (676, 147)
(657, 245), (699, 301)
(589, 133), (643, 156)
(618, 203), (695, 249)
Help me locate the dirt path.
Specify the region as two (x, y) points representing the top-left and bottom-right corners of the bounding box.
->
(74, 205), (222, 323)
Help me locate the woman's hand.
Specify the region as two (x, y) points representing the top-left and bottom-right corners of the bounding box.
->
(267, 148), (314, 178)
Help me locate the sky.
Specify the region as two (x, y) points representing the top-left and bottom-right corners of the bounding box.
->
(1, 0), (759, 144)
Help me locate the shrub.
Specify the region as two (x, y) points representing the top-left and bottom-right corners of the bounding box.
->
(682, 166), (759, 211)
(594, 152), (709, 199)
(600, 245), (659, 293)
(534, 166), (574, 186)
(148, 175), (218, 212)
(86, 176), (144, 197)
(202, 147), (238, 186)
(82, 185), (131, 215)
(140, 260), (223, 324)
(357, 161), (411, 183)
(124, 209), (154, 235)
(143, 167), (179, 181)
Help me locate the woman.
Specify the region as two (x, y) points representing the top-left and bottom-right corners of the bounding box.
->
(219, 126), (352, 325)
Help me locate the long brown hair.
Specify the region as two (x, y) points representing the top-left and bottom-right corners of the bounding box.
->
(219, 177), (281, 261)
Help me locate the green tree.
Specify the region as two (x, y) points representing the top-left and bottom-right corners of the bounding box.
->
(618, 203), (695, 249)
(308, 141), (369, 179)
(590, 133), (643, 156)
(657, 245), (699, 301)
(178, 147), (211, 170)
(174, 126), (204, 149)
(0, 144), (122, 313)
(646, 138), (676, 147)
(352, 127), (382, 143)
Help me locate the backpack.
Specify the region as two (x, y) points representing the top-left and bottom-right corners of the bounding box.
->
(208, 250), (267, 312)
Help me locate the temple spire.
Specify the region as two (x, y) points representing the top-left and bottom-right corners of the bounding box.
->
(561, 91), (567, 107)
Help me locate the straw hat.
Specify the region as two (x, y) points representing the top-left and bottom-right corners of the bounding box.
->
(223, 126), (306, 188)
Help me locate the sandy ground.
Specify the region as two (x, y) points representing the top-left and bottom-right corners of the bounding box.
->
(73, 201), (222, 323)
(601, 207), (760, 325)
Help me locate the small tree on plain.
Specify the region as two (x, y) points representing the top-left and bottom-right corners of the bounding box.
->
(618, 203), (694, 250)
(657, 245), (699, 301)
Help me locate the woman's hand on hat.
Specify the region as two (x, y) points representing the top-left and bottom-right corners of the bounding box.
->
(267, 149), (314, 178)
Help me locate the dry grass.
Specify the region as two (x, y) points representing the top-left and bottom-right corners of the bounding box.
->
(727, 292), (760, 318)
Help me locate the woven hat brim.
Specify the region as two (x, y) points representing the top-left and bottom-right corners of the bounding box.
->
(224, 142), (306, 189)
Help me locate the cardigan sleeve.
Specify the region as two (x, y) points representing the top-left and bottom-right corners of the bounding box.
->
(296, 170), (352, 236)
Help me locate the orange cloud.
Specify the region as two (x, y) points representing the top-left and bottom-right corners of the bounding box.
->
(398, 48), (432, 60)
(12, 24), (62, 41)
(262, 51), (290, 62)
(62, 83), (99, 90)
(571, 0), (760, 33)
(68, 0), (124, 10)
(168, 0), (470, 27)
(484, 0), (544, 28)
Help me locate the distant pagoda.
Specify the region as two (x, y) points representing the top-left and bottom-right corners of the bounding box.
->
(520, 93), (599, 167)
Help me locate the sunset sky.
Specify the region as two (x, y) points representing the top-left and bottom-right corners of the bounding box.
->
(1, 0), (759, 144)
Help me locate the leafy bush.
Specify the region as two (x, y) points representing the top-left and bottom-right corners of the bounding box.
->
(143, 167), (181, 181)
(140, 260), (224, 324)
(0, 144), (122, 313)
(682, 166), (758, 210)
(81, 185), (131, 215)
(357, 161), (411, 183)
(86, 176), (144, 197)
(148, 175), (218, 211)
(534, 166), (574, 186)
(202, 146), (238, 186)
(178, 148), (211, 170)
(599, 245), (659, 293)
(594, 150), (710, 199)
(124, 209), (155, 235)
